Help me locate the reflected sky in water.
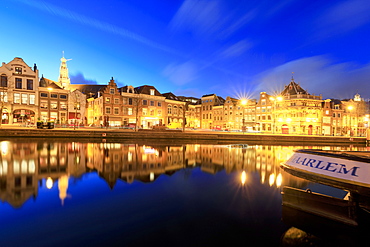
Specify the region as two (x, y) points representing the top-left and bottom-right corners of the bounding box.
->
(0, 140), (366, 246)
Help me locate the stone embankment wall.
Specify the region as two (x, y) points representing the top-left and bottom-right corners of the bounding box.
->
(0, 128), (365, 145)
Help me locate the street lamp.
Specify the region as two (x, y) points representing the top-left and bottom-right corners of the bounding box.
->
(348, 105), (353, 136)
(269, 96), (282, 134)
(241, 99), (247, 133)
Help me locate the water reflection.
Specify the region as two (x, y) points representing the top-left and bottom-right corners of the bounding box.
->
(0, 140), (367, 208)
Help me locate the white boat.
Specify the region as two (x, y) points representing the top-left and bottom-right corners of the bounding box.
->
(281, 149), (370, 190)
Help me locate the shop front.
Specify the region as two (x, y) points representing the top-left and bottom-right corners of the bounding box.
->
(13, 109), (35, 125)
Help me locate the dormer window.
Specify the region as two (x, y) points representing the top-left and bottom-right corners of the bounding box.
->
(15, 67), (22, 74)
(150, 89), (155, 95)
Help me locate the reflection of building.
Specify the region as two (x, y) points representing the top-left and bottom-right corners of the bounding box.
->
(0, 57), (39, 125)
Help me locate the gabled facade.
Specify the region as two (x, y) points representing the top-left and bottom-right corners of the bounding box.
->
(39, 76), (69, 123)
(0, 57), (39, 125)
(274, 77), (323, 135)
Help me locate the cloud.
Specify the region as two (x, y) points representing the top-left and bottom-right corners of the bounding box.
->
(162, 61), (198, 86)
(14, 0), (183, 56)
(219, 40), (252, 58)
(316, 0), (370, 35)
(169, 0), (224, 38)
(70, 72), (98, 84)
(254, 55), (370, 100)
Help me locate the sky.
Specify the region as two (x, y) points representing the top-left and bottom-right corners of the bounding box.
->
(1, 0), (370, 100)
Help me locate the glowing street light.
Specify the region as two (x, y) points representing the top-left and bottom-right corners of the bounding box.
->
(240, 99), (247, 133)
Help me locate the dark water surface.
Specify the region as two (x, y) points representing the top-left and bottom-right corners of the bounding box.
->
(0, 140), (366, 246)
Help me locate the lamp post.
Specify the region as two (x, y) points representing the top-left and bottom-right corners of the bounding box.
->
(47, 87), (53, 122)
(348, 105), (353, 136)
(269, 96), (282, 134)
(241, 99), (247, 134)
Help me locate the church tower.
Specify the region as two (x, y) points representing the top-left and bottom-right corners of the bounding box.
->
(58, 52), (71, 89)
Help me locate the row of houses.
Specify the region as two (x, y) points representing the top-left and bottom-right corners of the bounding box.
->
(1, 57), (369, 136)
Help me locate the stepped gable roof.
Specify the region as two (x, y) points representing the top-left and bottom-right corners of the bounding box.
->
(280, 76), (308, 96)
(135, 85), (162, 96)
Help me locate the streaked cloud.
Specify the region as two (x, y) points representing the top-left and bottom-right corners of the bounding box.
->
(162, 61), (199, 86)
(254, 55), (370, 99)
(316, 0), (370, 35)
(70, 72), (98, 85)
(13, 0), (183, 56)
(169, 0), (224, 38)
(219, 40), (252, 58)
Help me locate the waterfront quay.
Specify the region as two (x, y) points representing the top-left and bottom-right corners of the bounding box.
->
(0, 125), (366, 145)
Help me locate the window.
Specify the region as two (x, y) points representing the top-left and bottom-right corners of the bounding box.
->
(0, 92), (8, 102)
(51, 94), (58, 98)
(114, 98), (119, 104)
(15, 67), (22, 74)
(106, 97), (110, 103)
(110, 88), (115, 94)
(158, 102), (162, 107)
(40, 101), (48, 109)
(142, 108), (147, 115)
(128, 108), (133, 115)
(114, 107), (119, 114)
(143, 100), (147, 105)
(158, 110), (162, 116)
(150, 101), (154, 106)
(21, 94), (28, 104)
(1, 75), (7, 87)
(168, 105), (172, 114)
(15, 78), (22, 89)
(50, 102), (58, 109)
(150, 110), (154, 116)
(60, 94), (67, 99)
(60, 102), (67, 110)
(40, 93), (48, 97)
(27, 79), (33, 90)
(105, 107), (111, 114)
(14, 93), (20, 103)
(29, 94), (35, 104)
(150, 89), (155, 95)
(128, 98), (133, 105)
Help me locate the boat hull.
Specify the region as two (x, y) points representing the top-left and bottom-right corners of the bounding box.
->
(282, 149), (370, 189)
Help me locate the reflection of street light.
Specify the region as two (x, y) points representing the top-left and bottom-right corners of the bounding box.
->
(241, 171), (247, 185)
(241, 99), (247, 134)
(46, 177), (53, 189)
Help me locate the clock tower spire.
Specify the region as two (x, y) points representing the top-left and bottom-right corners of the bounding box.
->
(58, 51), (71, 89)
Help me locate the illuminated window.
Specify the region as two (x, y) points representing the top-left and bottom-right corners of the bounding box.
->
(128, 108), (132, 115)
(50, 102), (58, 109)
(40, 101), (48, 109)
(21, 94), (28, 104)
(150, 89), (155, 95)
(14, 93), (20, 103)
(15, 67), (22, 74)
(0, 92), (8, 102)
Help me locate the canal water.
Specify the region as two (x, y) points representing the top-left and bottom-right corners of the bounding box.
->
(0, 139), (367, 247)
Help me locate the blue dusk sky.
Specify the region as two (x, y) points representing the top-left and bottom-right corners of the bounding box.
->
(1, 0), (370, 100)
